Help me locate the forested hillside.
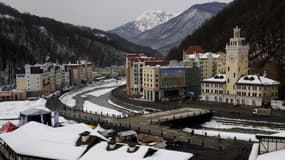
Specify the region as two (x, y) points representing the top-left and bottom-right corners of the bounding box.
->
(0, 2), (159, 84)
(167, 0), (285, 98)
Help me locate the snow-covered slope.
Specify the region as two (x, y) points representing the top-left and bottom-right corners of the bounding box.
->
(135, 2), (227, 55)
(111, 10), (174, 40)
(111, 2), (227, 55)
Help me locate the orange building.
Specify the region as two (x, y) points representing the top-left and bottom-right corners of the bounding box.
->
(125, 54), (169, 97)
(0, 90), (26, 102)
(66, 61), (93, 86)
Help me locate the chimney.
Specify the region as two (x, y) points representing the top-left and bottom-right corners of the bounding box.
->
(127, 142), (137, 152)
(263, 70), (267, 77)
(80, 131), (91, 143)
(108, 138), (117, 150)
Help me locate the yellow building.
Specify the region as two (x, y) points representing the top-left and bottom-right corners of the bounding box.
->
(216, 52), (227, 74)
(16, 74), (26, 90)
(66, 61), (93, 86)
(201, 27), (279, 106)
(142, 66), (160, 101)
(183, 52), (225, 79)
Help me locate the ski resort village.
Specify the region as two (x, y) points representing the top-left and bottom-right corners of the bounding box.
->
(0, 0), (285, 160)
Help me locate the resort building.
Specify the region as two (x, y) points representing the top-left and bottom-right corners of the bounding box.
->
(0, 90), (26, 102)
(66, 61), (93, 86)
(142, 64), (201, 102)
(16, 63), (72, 97)
(183, 45), (204, 55)
(53, 64), (70, 89)
(183, 51), (226, 79)
(201, 27), (279, 106)
(125, 54), (168, 97)
(16, 64), (52, 96)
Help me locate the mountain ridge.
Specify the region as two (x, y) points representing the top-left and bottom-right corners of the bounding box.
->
(111, 2), (227, 55)
(0, 2), (159, 84)
(110, 10), (174, 41)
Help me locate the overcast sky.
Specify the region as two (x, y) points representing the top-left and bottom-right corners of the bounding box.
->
(0, 0), (232, 31)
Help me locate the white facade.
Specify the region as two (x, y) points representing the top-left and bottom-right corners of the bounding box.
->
(132, 61), (145, 94)
(54, 65), (70, 89)
(184, 52), (220, 79)
(24, 64), (45, 92)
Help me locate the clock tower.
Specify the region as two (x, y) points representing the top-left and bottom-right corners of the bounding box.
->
(225, 26), (249, 95)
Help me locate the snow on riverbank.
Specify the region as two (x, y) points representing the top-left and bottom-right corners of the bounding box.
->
(183, 128), (258, 142)
(202, 119), (284, 133)
(108, 99), (141, 114)
(60, 79), (125, 107)
(82, 87), (116, 97)
(83, 101), (123, 117)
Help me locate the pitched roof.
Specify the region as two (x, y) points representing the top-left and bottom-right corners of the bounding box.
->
(203, 74), (226, 83)
(237, 75), (280, 85)
(20, 108), (51, 116)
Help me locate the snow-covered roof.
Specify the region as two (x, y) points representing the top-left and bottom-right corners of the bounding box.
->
(0, 122), (108, 160)
(203, 74), (226, 83)
(0, 122), (193, 160)
(79, 142), (193, 160)
(118, 130), (137, 137)
(185, 52), (220, 59)
(237, 75), (280, 85)
(20, 108), (51, 116)
(257, 149), (285, 160)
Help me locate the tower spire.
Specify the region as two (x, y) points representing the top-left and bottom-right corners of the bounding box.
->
(233, 26), (240, 38)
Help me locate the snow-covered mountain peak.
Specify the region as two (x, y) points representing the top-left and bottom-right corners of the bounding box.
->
(134, 10), (174, 32)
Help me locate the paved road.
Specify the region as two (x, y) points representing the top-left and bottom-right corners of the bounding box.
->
(50, 84), (256, 160)
(47, 97), (252, 160)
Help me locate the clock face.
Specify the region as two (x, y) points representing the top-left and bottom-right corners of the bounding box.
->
(240, 55), (245, 62)
(228, 54), (236, 63)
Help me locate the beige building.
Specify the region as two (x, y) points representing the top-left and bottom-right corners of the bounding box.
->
(142, 65), (199, 102)
(125, 54), (168, 97)
(16, 63), (71, 96)
(142, 66), (160, 102)
(201, 27), (279, 106)
(15, 64), (52, 96)
(183, 52), (226, 79)
(216, 52), (227, 74)
(66, 61), (93, 86)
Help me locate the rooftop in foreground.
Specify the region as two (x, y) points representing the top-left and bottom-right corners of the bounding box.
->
(0, 122), (193, 160)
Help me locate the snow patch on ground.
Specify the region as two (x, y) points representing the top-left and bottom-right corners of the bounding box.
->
(183, 128), (258, 142)
(59, 79), (125, 107)
(202, 119), (283, 133)
(0, 99), (47, 126)
(0, 98), (72, 126)
(108, 99), (140, 113)
(81, 87), (116, 98)
(83, 101), (123, 117)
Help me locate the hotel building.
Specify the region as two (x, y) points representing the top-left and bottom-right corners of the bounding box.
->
(16, 64), (52, 96)
(183, 52), (226, 79)
(66, 61), (93, 86)
(16, 63), (72, 96)
(125, 54), (168, 97)
(201, 27), (279, 106)
(142, 63), (201, 102)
